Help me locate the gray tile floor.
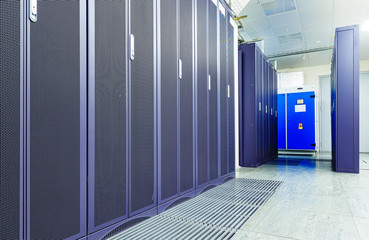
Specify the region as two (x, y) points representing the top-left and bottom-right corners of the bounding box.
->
(232, 153), (369, 240)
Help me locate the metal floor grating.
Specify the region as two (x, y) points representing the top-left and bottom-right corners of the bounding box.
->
(108, 178), (283, 240)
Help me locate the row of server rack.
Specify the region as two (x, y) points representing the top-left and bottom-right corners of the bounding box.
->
(238, 43), (278, 167)
(331, 25), (360, 173)
(0, 0), (236, 239)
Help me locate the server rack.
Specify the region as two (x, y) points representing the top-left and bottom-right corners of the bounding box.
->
(0, 0), (236, 239)
(196, 0), (209, 188)
(263, 56), (268, 161)
(27, 0), (87, 238)
(219, 2), (228, 176)
(208, 0), (219, 181)
(268, 63), (273, 159)
(227, 14), (236, 173)
(159, 0), (179, 204)
(331, 25), (359, 173)
(273, 68), (278, 157)
(179, 0), (195, 194)
(88, 0), (128, 233)
(0, 1), (24, 239)
(239, 43), (278, 167)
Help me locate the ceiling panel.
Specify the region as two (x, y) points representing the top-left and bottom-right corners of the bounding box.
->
(273, 23), (302, 36)
(307, 50), (333, 66)
(267, 10), (300, 28)
(275, 54), (310, 69)
(235, 0), (369, 68)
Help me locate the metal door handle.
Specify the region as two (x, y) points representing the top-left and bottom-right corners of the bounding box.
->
(30, 0), (37, 22)
(130, 34), (135, 61)
(208, 75), (211, 90)
(179, 59), (182, 79)
(227, 85), (230, 98)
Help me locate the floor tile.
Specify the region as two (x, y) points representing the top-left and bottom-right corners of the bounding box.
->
(354, 217), (369, 240)
(232, 230), (295, 240)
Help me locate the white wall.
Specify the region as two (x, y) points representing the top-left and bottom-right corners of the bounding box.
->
(278, 60), (369, 152)
(360, 72), (369, 153)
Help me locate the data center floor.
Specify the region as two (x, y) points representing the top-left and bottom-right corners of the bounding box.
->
(233, 153), (369, 240)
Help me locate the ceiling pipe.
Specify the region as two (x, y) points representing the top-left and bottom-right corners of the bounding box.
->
(267, 46), (334, 59)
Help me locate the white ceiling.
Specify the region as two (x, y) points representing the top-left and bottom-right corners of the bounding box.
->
(234, 0), (369, 69)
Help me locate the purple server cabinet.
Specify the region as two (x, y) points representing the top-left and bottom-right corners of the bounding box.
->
(0, 0), (23, 239)
(0, 0), (235, 239)
(27, 0), (87, 239)
(239, 43), (278, 167)
(87, 0), (128, 234)
(159, 0), (195, 206)
(331, 25), (360, 173)
(159, 0), (179, 204)
(220, 3), (228, 177)
(88, 0), (157, 238)
(179, 0), (195, 195)
(273, 68), (278, 157)
(263, 56), (268, 161)
(196, 0), (209, 188)
(208, 0), (219, 181)
(227, 12), (235, 173)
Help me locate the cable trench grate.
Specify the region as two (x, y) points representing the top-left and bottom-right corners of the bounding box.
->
(107, 178), (282, 239)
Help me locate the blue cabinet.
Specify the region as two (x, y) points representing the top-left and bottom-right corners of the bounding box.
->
(277, 94), (286, 149)
(278, 91), (316, 150)
(287, 92), (315, 150)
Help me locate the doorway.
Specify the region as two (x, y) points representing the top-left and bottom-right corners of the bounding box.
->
(360, 72), (369, 153)
(319, 75), (332, 153)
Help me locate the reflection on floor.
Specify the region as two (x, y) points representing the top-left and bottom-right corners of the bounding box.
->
(233, 154), (369, 240)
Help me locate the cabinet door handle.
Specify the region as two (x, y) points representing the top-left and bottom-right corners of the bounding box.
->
(130, 34), (135, 61)
(208, 75), (211, 91)
(178, 59), (182, 79)
(30, 0), (37, 22)
(228, 85), (230, 98)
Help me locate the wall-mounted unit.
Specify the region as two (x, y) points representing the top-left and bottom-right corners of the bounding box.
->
(278, 86), (316, 151)
(0, 0), (236, 239)
(238, 43), (278, 167)
(331, 25), (360, 173)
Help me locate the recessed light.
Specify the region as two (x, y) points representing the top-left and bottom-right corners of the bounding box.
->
(362, 19), (369, 31)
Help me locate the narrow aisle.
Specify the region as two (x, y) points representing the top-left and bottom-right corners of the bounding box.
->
(233, 157), (369, 240)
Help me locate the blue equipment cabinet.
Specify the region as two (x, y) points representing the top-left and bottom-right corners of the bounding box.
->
(277, 94), (286, 149)
(287, 92), (316, 150)
(278, 89), (316, 151)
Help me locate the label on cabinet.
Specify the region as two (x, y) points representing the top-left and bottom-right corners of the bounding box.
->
(295, 104), (306, 112)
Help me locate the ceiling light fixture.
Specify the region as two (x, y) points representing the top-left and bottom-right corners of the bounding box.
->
(362, 19), (369, 31)
(362, 9), (369, 31)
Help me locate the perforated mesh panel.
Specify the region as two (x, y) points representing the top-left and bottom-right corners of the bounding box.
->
(160, 0), (178, 201)
(95, 0), (127, 226)
(208, 0), (218, 181)
(0, 1), (20, 239)
(256, 49), (263, 163)
(227, 21), (235, 173)
(30, 1), (81, 238)
(179, 0), (194, 193)
(196, 0), (208, 186)
(130, 0), (155, 213)
(220, 11), (227, 176)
